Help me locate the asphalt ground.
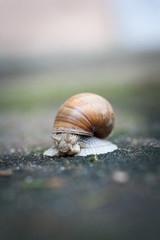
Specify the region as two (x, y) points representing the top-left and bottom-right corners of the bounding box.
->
(0, 142), (160, 240)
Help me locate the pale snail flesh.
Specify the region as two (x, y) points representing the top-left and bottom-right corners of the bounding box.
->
(43, 93), (118, 157)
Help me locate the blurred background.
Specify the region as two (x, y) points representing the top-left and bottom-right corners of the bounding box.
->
(0, 0), (160, 152)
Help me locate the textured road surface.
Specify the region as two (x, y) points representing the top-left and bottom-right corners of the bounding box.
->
(0, 138), (160, 240)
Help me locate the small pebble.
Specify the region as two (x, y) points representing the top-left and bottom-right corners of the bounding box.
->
(112, 171), (129, 183)
(10, 148), (15, 154)
(0, 169), (13, 176)
(60, 166), (65, 171)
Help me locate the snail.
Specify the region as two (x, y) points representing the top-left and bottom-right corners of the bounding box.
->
(43, 93), (118, 157)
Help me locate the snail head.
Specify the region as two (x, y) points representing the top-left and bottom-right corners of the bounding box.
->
(51, 132), (80, 156)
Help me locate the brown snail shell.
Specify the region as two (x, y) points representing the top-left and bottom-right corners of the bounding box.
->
(53, 93), (115, 139)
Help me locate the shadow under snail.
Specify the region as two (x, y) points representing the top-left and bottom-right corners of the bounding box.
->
(43, 93), (118, 157)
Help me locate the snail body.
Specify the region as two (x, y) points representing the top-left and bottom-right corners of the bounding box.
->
(44, 93), (118, 157)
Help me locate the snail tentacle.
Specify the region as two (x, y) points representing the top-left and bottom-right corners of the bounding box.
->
(51, 133), (80, 156)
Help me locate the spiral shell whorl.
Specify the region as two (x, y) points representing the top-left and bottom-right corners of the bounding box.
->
(53, 93), (115, 139)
